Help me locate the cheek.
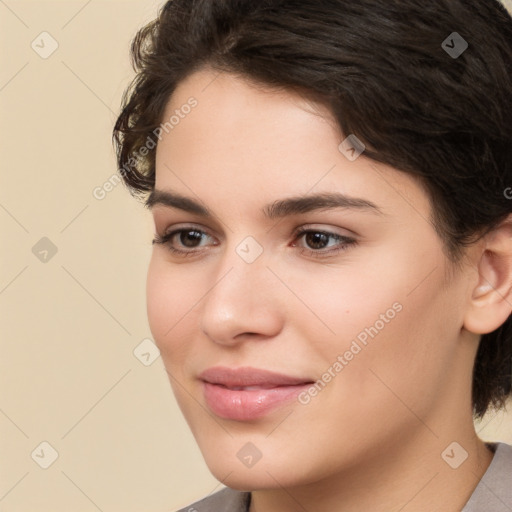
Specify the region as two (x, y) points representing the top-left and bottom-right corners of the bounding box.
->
(146, 256), (196, 364)
(335, 286), (457, 424)
(288, 250), (404, 356)
(300, 244), (457, 408)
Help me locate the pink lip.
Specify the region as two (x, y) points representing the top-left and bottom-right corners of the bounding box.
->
(199, 366), (314, 421)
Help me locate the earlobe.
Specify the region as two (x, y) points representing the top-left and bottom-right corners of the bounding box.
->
(464, 217), (512, 335)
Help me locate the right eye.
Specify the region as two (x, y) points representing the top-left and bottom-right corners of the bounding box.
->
(152, 227), (217, 256)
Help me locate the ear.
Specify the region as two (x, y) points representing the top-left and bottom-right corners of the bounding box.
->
(463, 214), (512, 335)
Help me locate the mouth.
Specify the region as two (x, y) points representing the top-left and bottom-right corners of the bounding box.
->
(215, 384), (289, 390)
(199, 366), (315, 421)
(199, 366), (314, 387)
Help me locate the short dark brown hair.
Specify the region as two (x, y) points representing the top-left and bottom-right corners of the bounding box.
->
(112, 0), (512, 418)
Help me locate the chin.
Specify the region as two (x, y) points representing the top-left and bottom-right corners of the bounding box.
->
(214, 468), (291, 492)
(200, 447), (319, 492)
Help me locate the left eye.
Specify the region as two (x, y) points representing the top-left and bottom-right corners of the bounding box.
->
(292, 228), (357, 258)
(295, 230), (347, 250)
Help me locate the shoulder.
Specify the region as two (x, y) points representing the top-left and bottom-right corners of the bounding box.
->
(462, 442), (512, 512)
(175, 487), (251, 512)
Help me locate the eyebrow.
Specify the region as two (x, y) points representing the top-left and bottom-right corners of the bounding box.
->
(145, 189), (385, 219)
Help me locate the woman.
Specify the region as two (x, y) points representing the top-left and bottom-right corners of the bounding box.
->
(113, 1), (512, 510)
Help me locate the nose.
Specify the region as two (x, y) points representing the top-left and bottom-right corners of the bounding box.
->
(199, 251), (284, 347)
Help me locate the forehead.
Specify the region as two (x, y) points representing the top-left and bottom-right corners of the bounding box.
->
(154, 68), (432, 223)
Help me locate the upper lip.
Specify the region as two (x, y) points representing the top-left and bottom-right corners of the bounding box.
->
(199, 366), (314, 388)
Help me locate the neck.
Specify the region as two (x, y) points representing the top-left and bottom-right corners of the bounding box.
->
(249, 422), (494, 512)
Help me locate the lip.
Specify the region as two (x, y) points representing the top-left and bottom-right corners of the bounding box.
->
(199, 366), (315, 421)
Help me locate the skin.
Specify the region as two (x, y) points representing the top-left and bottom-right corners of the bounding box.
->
(146, 67), (512, 512)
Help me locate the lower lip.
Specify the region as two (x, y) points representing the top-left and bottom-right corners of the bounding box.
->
(202, 381), (311, 421)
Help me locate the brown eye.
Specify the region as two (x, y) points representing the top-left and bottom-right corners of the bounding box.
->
(177, 230), (204, 248)
(303, 232), (331, 250)
(293, 228), (358, 259)
(152, 227), (214, 256)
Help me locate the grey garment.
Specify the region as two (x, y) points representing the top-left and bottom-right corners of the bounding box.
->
(177, 442), (512, 512)
(462, 442), (512, 512)
(176, 487), (250, 512)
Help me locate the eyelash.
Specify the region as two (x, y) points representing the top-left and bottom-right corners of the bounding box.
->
(152, 226), (357, 259)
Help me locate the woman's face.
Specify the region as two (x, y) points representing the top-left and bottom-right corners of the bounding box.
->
(146, 68), (478, 489)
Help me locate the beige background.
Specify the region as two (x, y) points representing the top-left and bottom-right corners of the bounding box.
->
(1, 1), (511, 511)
